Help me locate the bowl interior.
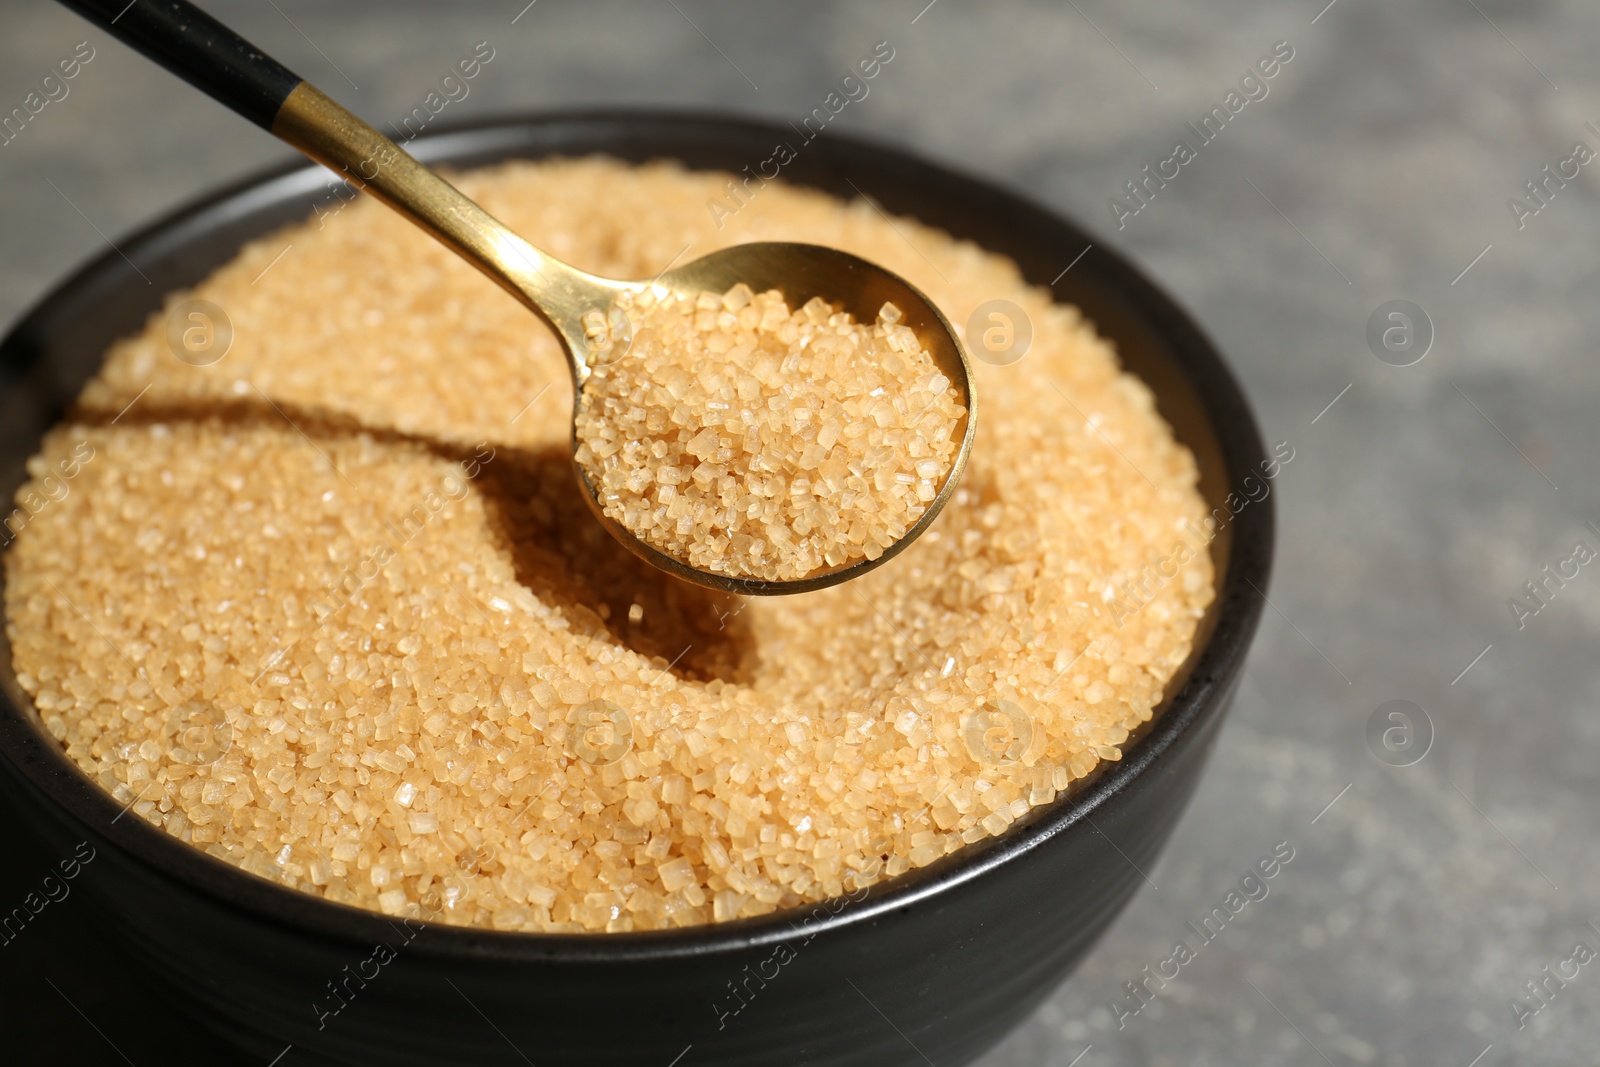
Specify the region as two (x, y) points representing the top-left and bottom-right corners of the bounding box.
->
(0, 111), (1271, 960)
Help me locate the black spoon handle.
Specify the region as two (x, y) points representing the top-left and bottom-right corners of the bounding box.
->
(57, 0), (302, 129)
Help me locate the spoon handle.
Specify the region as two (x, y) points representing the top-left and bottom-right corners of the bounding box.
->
(57, 0), (597, 348)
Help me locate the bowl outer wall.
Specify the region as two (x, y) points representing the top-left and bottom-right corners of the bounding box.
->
(0, 111), (1272, 1066)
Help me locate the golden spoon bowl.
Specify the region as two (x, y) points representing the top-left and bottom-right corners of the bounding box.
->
(578, 242), (976, 595)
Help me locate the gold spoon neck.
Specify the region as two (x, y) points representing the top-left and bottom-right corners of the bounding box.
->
(271, 83), (613, 384)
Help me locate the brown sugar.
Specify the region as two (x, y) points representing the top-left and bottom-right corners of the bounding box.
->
(573, 285), (962, 581)
(3, 158), (1214, 933)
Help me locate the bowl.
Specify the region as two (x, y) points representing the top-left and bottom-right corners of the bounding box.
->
(0, 111), (1271, 1066)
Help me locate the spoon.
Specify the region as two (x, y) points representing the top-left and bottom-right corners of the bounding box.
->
(61, 0), (976, 596)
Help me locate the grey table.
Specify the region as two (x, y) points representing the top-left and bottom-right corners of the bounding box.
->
(1, 2), (1594, 1064)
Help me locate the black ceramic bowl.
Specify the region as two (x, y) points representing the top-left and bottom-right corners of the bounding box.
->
(0, 112), (1270, 1066)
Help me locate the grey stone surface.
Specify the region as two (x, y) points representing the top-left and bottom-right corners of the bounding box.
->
(2, 2), (1596, 1064)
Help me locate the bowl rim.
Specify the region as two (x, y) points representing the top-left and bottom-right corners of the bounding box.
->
(0, 108), (1272, 965)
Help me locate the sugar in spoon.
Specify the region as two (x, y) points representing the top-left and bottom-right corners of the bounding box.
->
(60, 0), (976, 595)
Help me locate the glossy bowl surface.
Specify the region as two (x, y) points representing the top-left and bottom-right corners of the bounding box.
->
(0, 111), (1272, 1066)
